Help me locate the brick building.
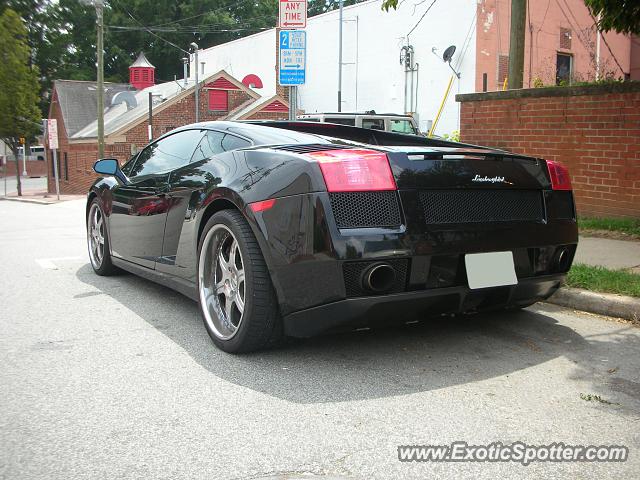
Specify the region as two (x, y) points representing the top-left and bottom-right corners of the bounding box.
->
(45, 53), (291, 194)
(457, 82), (640, 219)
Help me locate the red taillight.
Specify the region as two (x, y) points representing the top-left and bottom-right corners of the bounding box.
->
(307, 149), (396, 192)
(249, 198), (276, 212)
(546, 160), (572, 190)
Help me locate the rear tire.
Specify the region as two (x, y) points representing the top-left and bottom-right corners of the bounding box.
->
(87, 199), (118, 276)
(197, 209), (283, 353)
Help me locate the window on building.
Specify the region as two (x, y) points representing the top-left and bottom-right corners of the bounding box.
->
(63, 152), (68, 181)
(560, 28), (572, 50)
(556, 53), (573, 85)
(209, 90), (229, 112)
(129, 129), (205, 178)
(497, 54), (509, 88)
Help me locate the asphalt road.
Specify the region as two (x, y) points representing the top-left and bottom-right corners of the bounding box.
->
(0, 176), (47, 196)
(1, 198), (639, 480)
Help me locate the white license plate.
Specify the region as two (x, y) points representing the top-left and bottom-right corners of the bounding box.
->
(465, 251), (518, 290)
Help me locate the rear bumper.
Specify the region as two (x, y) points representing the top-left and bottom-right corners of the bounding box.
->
(283, 273), (564, 337)
(249, 191), (577, 316)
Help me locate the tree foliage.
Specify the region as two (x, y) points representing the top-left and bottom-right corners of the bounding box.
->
(0, 0), (363, 118)
(584, 0), (640, 35)
(0, 8), (41, 195)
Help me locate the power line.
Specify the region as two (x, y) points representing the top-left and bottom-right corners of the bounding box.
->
(107, 25), (273, 34)
(109, 0), (190, 53)
(147, 0), (262, 28)
(586, 11), (627, 76)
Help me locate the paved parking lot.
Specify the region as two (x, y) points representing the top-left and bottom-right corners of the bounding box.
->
(1, 199), (639, 479)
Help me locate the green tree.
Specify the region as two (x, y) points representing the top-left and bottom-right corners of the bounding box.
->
(0, 8), (41, 196)
(584, 0), (640, 35)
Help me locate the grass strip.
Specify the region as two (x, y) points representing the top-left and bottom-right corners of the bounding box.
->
(566, 263), (640, 298)
(578, 217), (640, 236)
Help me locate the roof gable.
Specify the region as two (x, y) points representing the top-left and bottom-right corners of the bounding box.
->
(53, 80), (133, 137)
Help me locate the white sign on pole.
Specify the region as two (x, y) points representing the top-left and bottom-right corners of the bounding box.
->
(48, 119), (59, 150)
(279, 0), (307, 29)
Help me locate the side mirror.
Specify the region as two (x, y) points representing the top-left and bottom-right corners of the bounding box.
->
(93, 158), (129, 185)
(93, 158), (119, 175)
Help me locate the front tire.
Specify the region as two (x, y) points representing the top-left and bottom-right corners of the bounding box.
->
(197, 209), (282, 353)
(87, 199), (118, 276)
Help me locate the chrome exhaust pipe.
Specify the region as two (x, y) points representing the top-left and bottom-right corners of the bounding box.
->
(363, 263), (396, 293)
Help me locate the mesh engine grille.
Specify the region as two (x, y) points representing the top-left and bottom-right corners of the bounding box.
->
(419, 189), (544, 224)
(330, 191), (402, 229)
(274, 143), (346, 154)
(343, 259), (409, 297)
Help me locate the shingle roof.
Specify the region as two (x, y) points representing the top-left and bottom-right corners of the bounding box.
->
(54, 80), (134, 137)
(72, 79), (197, 139)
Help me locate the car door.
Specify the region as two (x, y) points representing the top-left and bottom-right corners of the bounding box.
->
(108, 129), (205, 269)
(156, 130), (252, 281)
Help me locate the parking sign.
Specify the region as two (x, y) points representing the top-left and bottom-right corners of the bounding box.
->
(279, 30), (306, 86)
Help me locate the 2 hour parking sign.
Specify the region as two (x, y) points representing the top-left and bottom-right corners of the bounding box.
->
(278, 30), (306, 86)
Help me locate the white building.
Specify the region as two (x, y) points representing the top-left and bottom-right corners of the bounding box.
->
(194, 0), (477, 135)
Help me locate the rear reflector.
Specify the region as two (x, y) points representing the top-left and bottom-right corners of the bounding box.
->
(306, 149), (396, 192)
(546, 160), (572, 190)
(249, 199), (276, 212)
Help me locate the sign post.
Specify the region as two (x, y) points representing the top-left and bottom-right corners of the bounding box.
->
(19, 137), (27, 176)
(2, 155), (6, 197)
(278, 30), (306, 120)
(47, 119), (60, 201)
(278, 0), (307, 121)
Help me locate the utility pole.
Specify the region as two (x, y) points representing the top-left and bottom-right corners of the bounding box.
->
(508, 0), (526, 89)
(337, 0), (343, 111)
(96, 0), (105, 158)
(191, 42), (200, 123)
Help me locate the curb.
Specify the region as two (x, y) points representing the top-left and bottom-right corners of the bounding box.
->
(0, 196), (53, 205)
(546, 287), (640, 322)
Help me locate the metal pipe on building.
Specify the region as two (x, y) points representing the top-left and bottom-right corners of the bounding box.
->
(190, 42), (200, 122)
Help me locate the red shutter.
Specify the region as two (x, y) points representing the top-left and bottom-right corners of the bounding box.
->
(209, 90), (228, 111)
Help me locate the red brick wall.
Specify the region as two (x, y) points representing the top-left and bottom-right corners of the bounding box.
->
(2, 159), (47, 177)
(246, 110), (289, 120)
(457, 83), (640, 219)
(46, 86), (255, 194)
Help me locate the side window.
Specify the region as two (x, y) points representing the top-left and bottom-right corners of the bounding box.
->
(221, 134), (251, 151)
(362, 118), (385, 130)
(129, 130), (204, 178)
(390, 119), (416, 134)
(326, 117), (355, 126)
(191, 131), (225, 162)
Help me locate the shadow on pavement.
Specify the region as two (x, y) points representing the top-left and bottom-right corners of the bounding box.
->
(76, 263), (640, 405)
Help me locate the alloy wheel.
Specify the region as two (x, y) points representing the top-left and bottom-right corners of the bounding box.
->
(88, 203), (105, 269)
(199, 225), (246, 340)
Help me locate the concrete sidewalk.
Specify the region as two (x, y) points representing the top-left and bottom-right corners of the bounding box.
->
(575, 236), (640, 273)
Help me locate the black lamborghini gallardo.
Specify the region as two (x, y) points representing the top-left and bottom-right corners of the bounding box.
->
(87, 121), (578, 352)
